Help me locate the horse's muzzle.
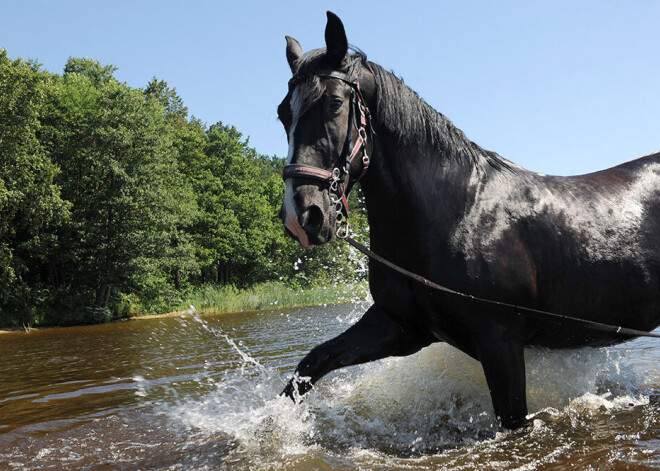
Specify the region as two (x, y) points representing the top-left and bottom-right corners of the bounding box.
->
(299, 204), (324, 236)
(280, 182), (334, 248)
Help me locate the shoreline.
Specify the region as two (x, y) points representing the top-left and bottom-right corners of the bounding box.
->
(0, 302), (351, 335)
(0, 310), (192, 335)
(0, 291), (369, 336)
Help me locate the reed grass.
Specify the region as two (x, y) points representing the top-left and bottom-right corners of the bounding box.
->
(175, 280), (369, 315)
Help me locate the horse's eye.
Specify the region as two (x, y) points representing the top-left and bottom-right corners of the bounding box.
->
(330, 97), (343, 111)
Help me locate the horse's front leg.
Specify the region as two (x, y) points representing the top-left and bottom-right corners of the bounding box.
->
(282, 303), (433, 401)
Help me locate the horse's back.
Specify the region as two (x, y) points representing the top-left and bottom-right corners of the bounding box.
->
(454, 150), (660, 273)
(529, 151), (660, 346)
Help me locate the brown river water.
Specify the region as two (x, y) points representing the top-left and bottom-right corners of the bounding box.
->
(1, 301), (660, 470)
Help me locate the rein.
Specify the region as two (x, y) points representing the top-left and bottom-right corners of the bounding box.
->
(345, 236), (660, 340)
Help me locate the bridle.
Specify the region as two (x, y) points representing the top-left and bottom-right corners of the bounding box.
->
(282, 60), (373, 239)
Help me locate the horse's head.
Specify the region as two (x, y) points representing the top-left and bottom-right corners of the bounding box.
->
(278, 12), (375, 248)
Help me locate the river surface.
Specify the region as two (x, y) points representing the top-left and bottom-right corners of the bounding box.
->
(1, 301), (660, 470)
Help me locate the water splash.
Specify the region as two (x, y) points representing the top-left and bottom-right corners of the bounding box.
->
(190, 314), (269, 376)
(163, 322), (652, 468)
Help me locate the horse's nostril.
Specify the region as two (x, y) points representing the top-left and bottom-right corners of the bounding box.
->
(300, 205), (324, 235)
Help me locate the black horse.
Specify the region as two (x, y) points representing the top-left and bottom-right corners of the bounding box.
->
(278, 12), (660, 429)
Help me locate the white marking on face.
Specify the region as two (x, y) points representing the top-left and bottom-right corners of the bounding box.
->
(290, 85), (305, 121)
(282, 86), (312, 248)
(286, 118), (297, 165)
(283, 180), (311, 248)
(286, 86), (303, 165)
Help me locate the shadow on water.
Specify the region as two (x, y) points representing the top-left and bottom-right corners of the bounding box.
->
(1, 301), (660, 470)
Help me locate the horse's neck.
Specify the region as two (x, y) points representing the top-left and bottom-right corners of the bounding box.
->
(361, 133), (516, 253)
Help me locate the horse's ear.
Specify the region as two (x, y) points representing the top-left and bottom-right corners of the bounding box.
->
(285, 36), (303, 73)
(325, 11), (348, 66)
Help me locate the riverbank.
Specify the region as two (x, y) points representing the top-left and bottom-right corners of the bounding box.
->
(0, 281), (370, 334)
(131, 281), (370, 321)
(175, 281), (369, 315)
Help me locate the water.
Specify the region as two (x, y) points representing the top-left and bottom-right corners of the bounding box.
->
(1, 302), (660, 470)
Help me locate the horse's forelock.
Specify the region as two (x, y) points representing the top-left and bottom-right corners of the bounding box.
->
(291, 77), (324, 122)
(290, 48), (366, 115)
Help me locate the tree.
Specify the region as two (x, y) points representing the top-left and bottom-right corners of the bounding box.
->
(143, 78), (200, 291)
(0, 51), (369, 327)
(63, 57), (117, 86)
(181, 123), (278, 285)
(0, 50), (69, 326)
(41, 59), (197, 320)
(144, 77), (188, 119)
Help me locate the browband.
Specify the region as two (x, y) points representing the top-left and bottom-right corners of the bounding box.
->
(288, 58), (362, 89)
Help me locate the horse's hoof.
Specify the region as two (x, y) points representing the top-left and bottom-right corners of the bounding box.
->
(281, 377), (313, 403)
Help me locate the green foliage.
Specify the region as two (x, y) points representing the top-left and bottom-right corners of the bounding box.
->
(63, 57), (117, 86)
(0, 51), (369, 327)
(144, 77), (188, 119)
(179, 280), (369, 315)
(41, 63), (198, 317)
(0, 49), (69, 326)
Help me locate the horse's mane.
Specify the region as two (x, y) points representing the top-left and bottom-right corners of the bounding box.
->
(367, 59), (509, 169)
(293, 48), (510, 170)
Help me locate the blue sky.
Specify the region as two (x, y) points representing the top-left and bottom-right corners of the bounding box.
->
(3, 0), (659, 176)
